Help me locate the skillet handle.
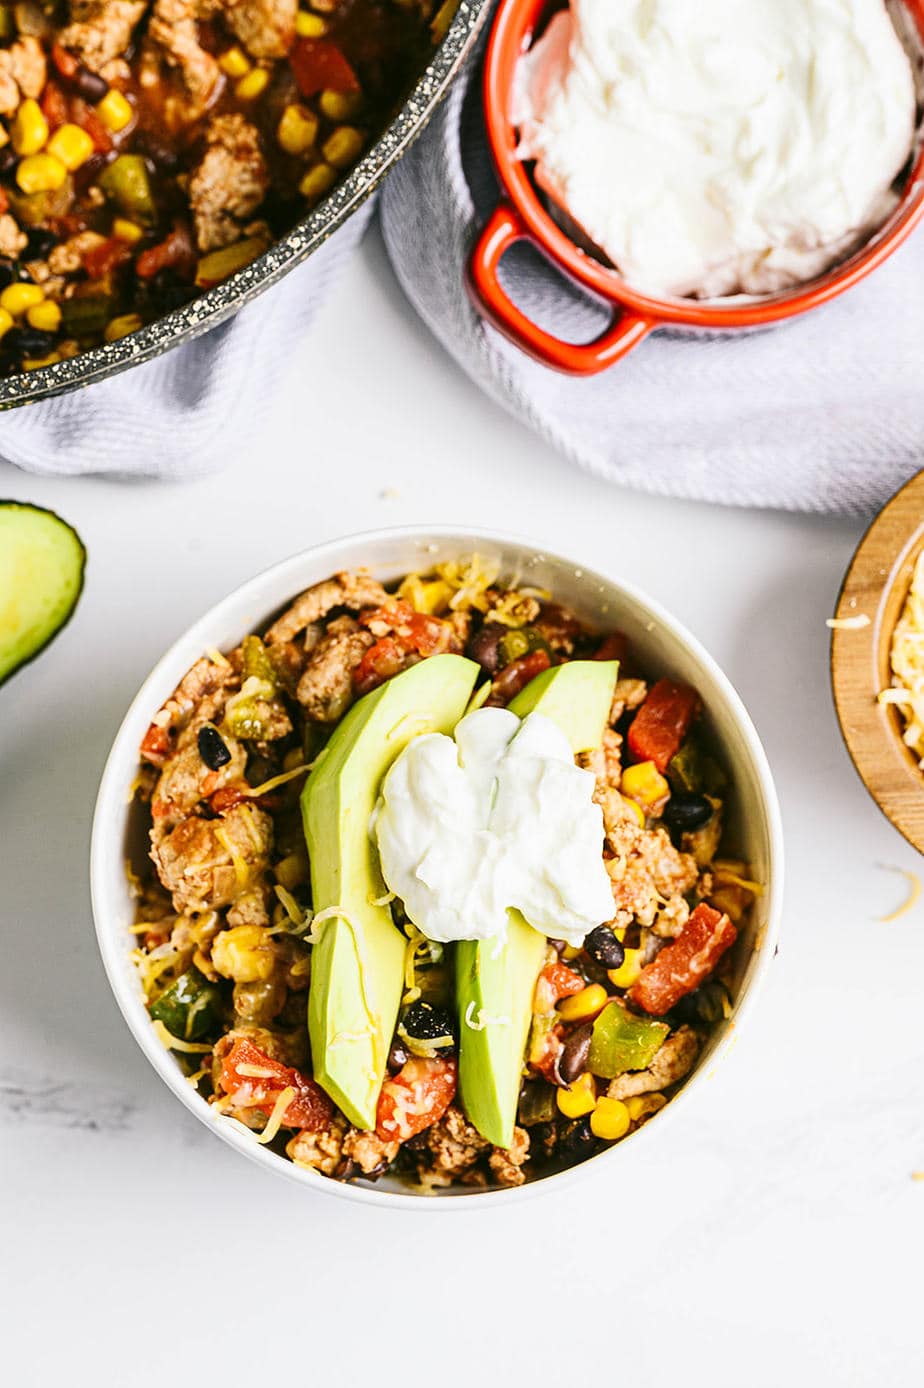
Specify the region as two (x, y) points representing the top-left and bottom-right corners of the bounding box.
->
(467, 202), (653, 376)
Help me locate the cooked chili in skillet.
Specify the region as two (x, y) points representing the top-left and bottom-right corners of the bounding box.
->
(0, 0), (454, 373)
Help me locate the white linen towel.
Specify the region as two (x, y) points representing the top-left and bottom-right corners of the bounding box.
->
(0, 202), (374, 480)
(380, 53), (924, 515)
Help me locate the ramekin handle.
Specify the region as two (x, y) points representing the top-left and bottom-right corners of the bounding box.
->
(467, 202), (653, 376)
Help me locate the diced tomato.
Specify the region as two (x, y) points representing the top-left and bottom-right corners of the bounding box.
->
(376, 1055), (457, 1142)
(488, 648), (551, 705)
(629, 904), (737, 1015)
(627, 679), (700, 772)
(360, 599), (452, 658)
(140, 721), (172, 766)
(529, 1025), (564, 1083)
(209, 784), (248, 816)
(136, 222), (195, 280)
(51, 43), (79, 79)
(534, 960), (584, 1012)
(595, 632), (628, 665)
(69, 97), (113, 152)
(290, 38), (360, 97)
(353, 635), (407, 695)
(41, 80), (70, 131)
(0, 189), (8, 216)
(83, 235), (133, 279)
(220, 1037), (334, 1132)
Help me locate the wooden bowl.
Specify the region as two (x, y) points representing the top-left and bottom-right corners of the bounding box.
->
(832, 471), (924, 853)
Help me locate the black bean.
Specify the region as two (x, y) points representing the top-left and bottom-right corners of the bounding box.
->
(387, 1039), (409, 1073)
(466, 621), (506, 675)
(662, 793), (713, 833)
(558, 1023), (593, 1084)
(584, 925), (625, 970)
(73, 64), (109, 104)
(3, 326), (57, 357)
(557, 1118), (597, 1160)
(0, 260), (15, 291)
(197, 723), (232, 770)
(0, 148), (16, 176)
(25, 228), (56, 260)
(401, 999), (455, 1047)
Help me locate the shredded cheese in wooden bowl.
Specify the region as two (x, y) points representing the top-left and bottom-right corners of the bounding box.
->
(879, 549), (924, 764)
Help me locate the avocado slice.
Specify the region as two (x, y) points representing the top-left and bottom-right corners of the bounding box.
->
(303, 653), (479, 1129)
(456, 659), (619, 1147)
(0, 502), (85, 687)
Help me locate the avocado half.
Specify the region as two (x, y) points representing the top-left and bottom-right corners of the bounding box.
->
(0, 501), (86, 688)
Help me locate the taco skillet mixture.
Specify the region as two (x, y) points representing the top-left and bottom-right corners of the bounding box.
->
(0, 0), (450, 375)
(129, 559), (759, 1190)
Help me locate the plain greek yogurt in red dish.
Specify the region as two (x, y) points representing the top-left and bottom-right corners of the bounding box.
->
(513, 0), (920, 299)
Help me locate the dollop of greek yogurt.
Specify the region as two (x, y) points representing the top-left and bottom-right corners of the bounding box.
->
(513, 0), (918, 299)
(374, 707), (614, 947)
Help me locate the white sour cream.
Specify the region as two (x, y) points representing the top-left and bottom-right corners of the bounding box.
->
(374, 707), (614, 947)
(513, 0), (918, 299)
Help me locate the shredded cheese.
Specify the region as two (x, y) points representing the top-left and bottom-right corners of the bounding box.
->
(826, 614), (871, 630)
(242, 763), (310, 798)
(463, 1002), (512, 1031)
(151, 1020), (213, 1054)
(274, 884), (307, 929)
(877, 865), (922, 922)
(205, 646), (231, 668)
(256, 1086), (295, 1144)
(881, 550), (924, 765)
(235, 1064), (278, 1078)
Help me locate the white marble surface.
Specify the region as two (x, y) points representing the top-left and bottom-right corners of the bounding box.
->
(2, 227), (923, 1386)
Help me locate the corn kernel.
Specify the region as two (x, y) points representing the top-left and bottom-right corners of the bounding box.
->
(112, 217), (143, 243)
(318, 88), (361, 121)
(218, 45), (251, 78)
(607, 949), (644, 990)
(299, 161), (337, 202)
(97, 89), (133, 133)
(0, 281), (45, 317)
(104, 313), (143, 342)
(277, 103), (318, 156)
(23, 351), (61, 370)
(45, 123), (94, 171)
(296, 11), (326, 35)
(0, 307), (13, 339)
(211, 924), (276, 983)
(322, 124), (364, 169)
(556, 1072), (597, 1119)
(11, 99), (48, 156)
(557, 983), (608, 1023)
(624, 1093), (667, 1123)
(621, 760), (670, 812)
(561, 944), (582, 962)
(15, 153), (67, 195)
(590, 1097), (631, 1141)
(275, 852), (308, 891)
(235, 67), (269, 101)
(620, 794), (645, 828)
(26, 300), (61, 332)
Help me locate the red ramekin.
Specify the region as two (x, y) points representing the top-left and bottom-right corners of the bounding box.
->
(468, 0), (924, 375)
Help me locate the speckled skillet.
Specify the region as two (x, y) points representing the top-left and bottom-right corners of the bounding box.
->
(0, 0), (490, 410)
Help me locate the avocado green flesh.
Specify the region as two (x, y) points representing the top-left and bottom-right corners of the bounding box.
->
(0, 502), (85, 687)
(303, 653), (479, 1130)
(457, 659), (619, 1148)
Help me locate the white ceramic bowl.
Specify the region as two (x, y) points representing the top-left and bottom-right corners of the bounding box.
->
(91, 527), (784, 1207)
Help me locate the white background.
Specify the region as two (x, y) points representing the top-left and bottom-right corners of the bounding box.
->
(2, 228), (922, 1385)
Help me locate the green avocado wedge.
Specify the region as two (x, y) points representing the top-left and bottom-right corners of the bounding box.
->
(302, 653), (479, 1130)
(0, 502), (85, 688)
(456, 659), (619, 1148)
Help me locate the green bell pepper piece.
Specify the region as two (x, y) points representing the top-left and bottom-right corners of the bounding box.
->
(587, 1002), (669, 1078)
(667, 739), (727, 796)
(98, 155), (156, 223)
(150, 968), (224, 1042)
